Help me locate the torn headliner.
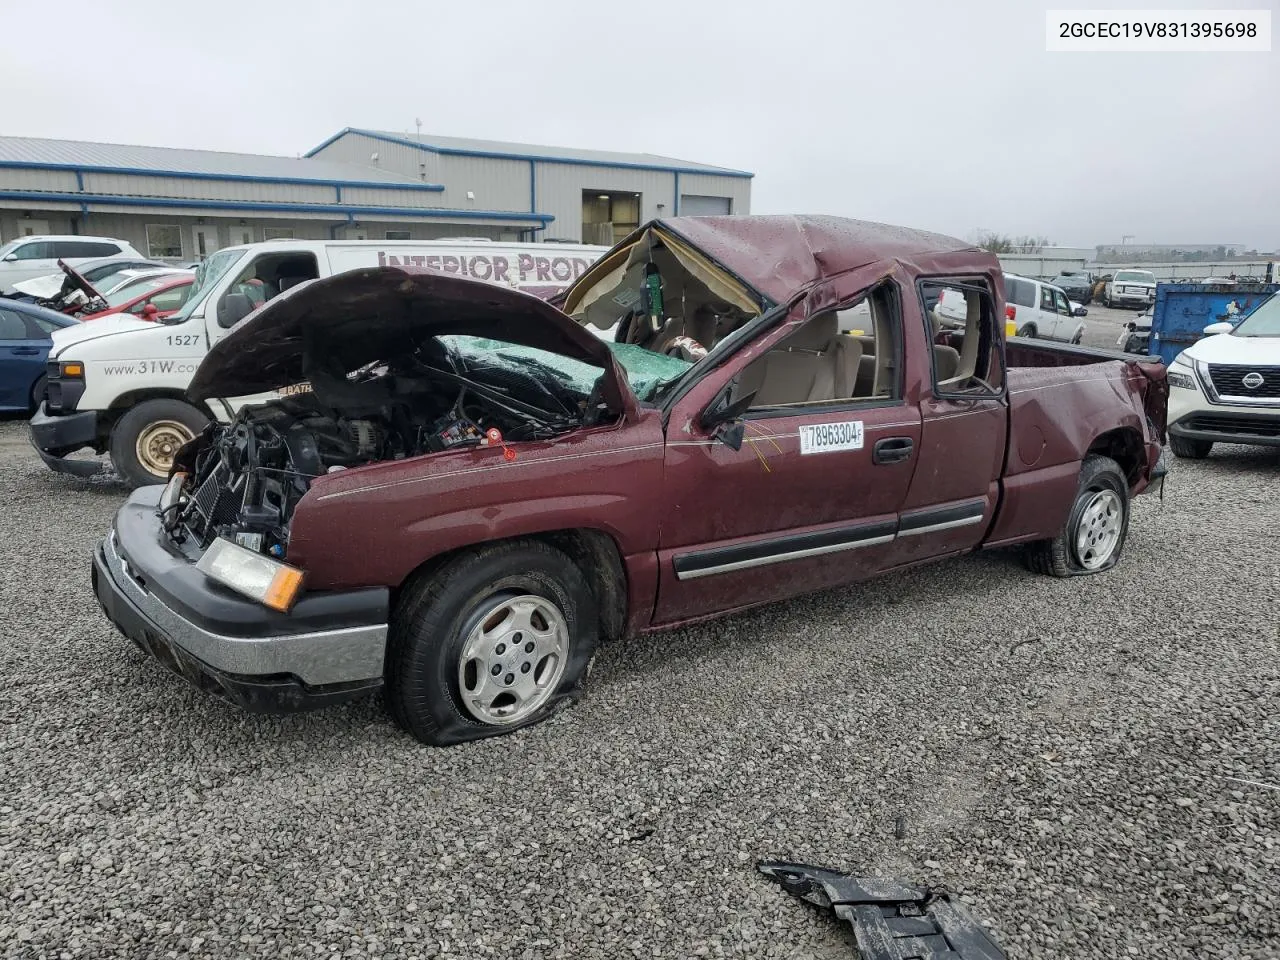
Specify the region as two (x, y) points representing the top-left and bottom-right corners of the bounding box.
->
(564, 215), (992, 311)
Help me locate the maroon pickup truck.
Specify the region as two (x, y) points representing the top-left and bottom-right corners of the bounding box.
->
(92, 216), (1168, 745)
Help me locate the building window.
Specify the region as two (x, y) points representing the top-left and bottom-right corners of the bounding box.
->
(581, 191), (641, 245)
(263, 228), (294, 240)
(385, 230), (411, 240)
(146, 224), (182, 259)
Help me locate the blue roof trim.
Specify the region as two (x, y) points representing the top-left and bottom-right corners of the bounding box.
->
(0, 189), (553, 223)
(305, 127), (755, 179)
(0, 159), (445, 192)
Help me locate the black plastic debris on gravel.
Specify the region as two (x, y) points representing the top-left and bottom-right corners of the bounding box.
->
(759, 860), (1006, 960)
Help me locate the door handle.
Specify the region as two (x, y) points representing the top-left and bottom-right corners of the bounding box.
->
(873, 437), (914, 465)
(12, 347), (40, 355)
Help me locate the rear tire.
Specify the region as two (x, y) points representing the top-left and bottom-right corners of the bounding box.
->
(386, 540), (601, 746)
(1017, 323), (1037, 339)
(1169, 435), (1213, 459)
(1025, 455), (1130, 577)
(109, 399), (209, 488)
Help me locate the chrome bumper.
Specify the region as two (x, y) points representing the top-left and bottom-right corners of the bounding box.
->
(100, 529), (387, 687)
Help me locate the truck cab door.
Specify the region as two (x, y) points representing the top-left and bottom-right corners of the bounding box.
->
(893, 277), (1008, 566)
(653, 280), (920, 624)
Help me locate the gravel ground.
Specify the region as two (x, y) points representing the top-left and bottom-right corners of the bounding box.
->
(1075, 301), (1147, 352)
(0, 418), (1277, 960)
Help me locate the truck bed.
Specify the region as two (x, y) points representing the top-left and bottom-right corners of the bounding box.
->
(1000, 337), (1167, 488)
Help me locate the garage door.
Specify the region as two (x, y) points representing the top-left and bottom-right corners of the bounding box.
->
(680, 195), (732, 216)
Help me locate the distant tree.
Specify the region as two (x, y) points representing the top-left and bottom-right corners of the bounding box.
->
(1012, 235), (1051, 253)
(976, 232), (1014, 254)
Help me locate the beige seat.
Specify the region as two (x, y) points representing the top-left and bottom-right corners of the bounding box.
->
(933, 344), (962, 381)
(831, 334), (864, 397)
(739, 315), (859, 405)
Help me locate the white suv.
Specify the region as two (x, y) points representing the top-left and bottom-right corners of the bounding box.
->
(0, 236), (143, 292)
(1165, 292), (1280, 458)
(937, 274), (1085, 342)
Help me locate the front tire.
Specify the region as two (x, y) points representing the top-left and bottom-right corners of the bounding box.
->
(29, 374), (47, 413)
(386, 540), (601, 746)
(1025, 455), (1130, 577)
(1169, 435), (1213, 459)
(109, 399), (209, 488)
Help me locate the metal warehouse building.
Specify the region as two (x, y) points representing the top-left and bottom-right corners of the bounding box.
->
(0, 132), (752, 261)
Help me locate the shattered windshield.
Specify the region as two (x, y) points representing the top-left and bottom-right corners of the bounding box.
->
(438, 336), (693, 402)
(166, 248), (243, 324)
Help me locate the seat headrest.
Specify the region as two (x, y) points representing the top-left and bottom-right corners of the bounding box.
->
(783, 314), (838, 353)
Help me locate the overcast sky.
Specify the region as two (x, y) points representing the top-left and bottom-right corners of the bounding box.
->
(3, 0), (1276, 250)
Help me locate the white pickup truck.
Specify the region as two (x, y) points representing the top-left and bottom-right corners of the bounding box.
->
(1103, 269), (1157, 310)
(30, 238), (608, 487)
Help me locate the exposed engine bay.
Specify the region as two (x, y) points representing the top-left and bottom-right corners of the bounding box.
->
(165, 335), (611, 556)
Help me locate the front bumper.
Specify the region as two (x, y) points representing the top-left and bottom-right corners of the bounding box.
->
(93, 487), (389, 713)
(1111, 293), (1154, 308)
(29, 404), (105, 476)
(1167, 384), (1280, 447)
(1169, 414), (1280, 447)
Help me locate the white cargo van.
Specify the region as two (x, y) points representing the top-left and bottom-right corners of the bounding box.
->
(30, 238), (608, 486)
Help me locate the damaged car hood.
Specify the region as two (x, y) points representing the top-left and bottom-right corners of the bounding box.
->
(187, 267), (618, 402)
(12, 273), (67, 299)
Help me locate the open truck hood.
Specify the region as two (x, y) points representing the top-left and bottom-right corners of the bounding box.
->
(187, 266), (618, 402)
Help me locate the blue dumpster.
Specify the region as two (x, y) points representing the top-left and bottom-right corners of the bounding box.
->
(1149, 283), (1280, 365)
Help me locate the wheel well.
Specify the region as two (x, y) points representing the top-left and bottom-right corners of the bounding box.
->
(1088, 428), (1145, 486)
(395, 529), (629, 644)
(108, 388), (200, 413)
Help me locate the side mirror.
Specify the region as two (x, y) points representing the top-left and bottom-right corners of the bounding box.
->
(218, 292), (254, 328)
(713, 420), (746, 451)
(141, 303), (160, 320)
(1203, 321), (1233, 336)
(1074, 306), (1088, 317)
(701, 386), (757, 450)
(2, 254), (16, 262)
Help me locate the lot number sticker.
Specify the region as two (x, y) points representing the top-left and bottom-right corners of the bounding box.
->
(799, 421), (864, 454)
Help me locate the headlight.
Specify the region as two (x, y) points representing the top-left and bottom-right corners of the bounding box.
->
(1166, 371), (1196, 391)
(196, 537), (304, 612)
